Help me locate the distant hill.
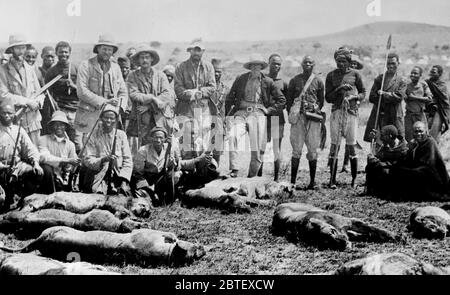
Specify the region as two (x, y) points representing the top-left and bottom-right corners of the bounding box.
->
(296, 21), (450, 50)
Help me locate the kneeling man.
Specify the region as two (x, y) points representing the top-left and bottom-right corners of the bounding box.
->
(132, 126), (210, 205)
(39, 111), (80, 193)
(82, 105), (132, 195)
(0, 101), (43, 210)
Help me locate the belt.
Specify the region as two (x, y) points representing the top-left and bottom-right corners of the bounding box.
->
(245, 106), (259, 112)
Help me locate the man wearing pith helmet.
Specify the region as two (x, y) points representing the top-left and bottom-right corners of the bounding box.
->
(225, 53), (286, 178)
(126, 44), (175, 148)
(75, 33), (128, 136)
(0, 34), (43, 145)
(38, 110), (80, 193)
(174, 40), (216, 158)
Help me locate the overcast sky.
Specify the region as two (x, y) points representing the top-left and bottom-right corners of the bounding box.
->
(1, 0), (450, 43)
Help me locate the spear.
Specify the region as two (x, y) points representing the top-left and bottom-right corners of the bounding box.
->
(371, 34), (392, 154)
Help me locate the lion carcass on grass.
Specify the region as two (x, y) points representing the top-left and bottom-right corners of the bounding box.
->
(20, 192), (152, 218)
(0, 253), (120, 275)
(182, 177), (292, 213)
(0, 226), (206, 267)
(0, 208), (144, 236)
(272, 203), (398, 250)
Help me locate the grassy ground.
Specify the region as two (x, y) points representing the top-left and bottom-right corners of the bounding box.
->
(2, 105), (450, 274)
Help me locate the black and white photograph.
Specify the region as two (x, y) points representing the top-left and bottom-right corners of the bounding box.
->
(1, 0), (450, 285)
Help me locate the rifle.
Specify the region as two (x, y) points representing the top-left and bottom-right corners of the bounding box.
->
(106, 97), (123, 194)
(68, 103), (107, 192)
(9, 119), (22, 175)
(15, 74), (63, 122)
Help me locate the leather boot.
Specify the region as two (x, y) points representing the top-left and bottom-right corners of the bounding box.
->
(290, 157), (300, 185)
(329, 159), (338, 189)
(274, 159), (280, 182)
(257, 162), (264, 177)
(350, 157), (358, 188)
(307, 160), (317, 190)
(341, 145), (350, 173)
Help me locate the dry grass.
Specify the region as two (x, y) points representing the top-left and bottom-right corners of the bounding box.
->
(2, 104), (450, 274)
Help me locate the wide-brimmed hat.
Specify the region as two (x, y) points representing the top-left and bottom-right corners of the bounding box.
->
(93, 34), (119, 54)
(48, 111), (70, 127)
(350, 54), (364, 70)
(101, 104), (119, 117)
(5, 34), (31, 54)
(131, 44), (160, 66)
(211, 58), (224, 71)
(243, 53), (268, 70)
(186, 41), (206, 52)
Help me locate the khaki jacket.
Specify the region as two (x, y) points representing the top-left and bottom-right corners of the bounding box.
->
(75, 57), (128, 132)
(0, 60), (42, 133)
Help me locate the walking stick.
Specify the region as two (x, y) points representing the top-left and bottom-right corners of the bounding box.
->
(371, 34), (392, 154)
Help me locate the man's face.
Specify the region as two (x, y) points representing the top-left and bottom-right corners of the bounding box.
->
(101, 111), (117, 130)
(302, 56), (315, 73)
(214, 69), (222, 82)
(56, 46), (71, 64)
(151, 131), (166, 150)
(0, 105), (15, 125)
(386, 57), (399, 74)
(350, 61), (358, 69)
(97, 45), (114, 62)
(429, 67), (441, 81)
(12, 45), (26, 60)
(336, 58), (349, 71)
(119, 62), (130, 79)
(269, 56), (282, 75)
(189, 47), (204, 62)
(413, 123), (427, 142)
(410, 67), (421, 83)
(250, 63), (262, 75)
(24, 49), (37, 65)
(381, 133), (394, 146)
(138, 52), (153, 69)
(52, 122), (66, 137)
(42, 51), (55, 68)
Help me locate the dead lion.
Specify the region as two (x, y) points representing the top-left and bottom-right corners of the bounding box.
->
(20, 192), (152, 218)
(182, 177), (292, 213)
(0, 209), (143, 236)
(0, 253), (120, 275)
(409, 206), (450, 239)
(272, 203), (397, 250)
(0, 226), (205, 267)
(334, 252), (450, 275)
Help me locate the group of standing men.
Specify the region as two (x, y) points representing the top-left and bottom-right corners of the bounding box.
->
(0, 32), (449, 211)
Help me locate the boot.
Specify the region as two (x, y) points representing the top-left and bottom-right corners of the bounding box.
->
(329, 159), (338, 189)
(290, 157), (300, 185)
(307, 160), (317, 190)
(350, 157), (358, 188)
(257, 162), (264, 177)
(341, 146), (350, 173)
(274, 159), (280, 182)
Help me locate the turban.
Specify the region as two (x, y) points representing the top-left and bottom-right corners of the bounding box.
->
(334, 47), (352, 62)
